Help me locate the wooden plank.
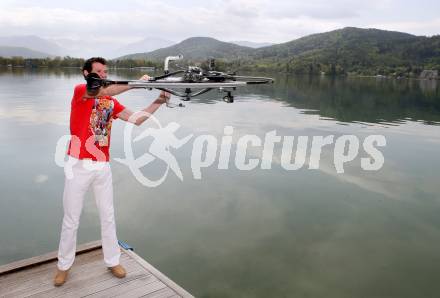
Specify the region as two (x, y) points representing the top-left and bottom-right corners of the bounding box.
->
(5, 260), (143, 298)
(53, 270), (150, 298)
(0, 249), (121, 290)
(0, 241), (193, 298)
(36, 272), (146, 298)
(140, 286), (181, 298)
(1, 257), (107, 295)
(0, 249), (105, 286)
(123, 249), (193, 298)
(0, 244), (132, 285)
(0, 240), (102, 276)
(85, 275), (163, 298)
(113, 280), (168, 298)
(42, 267), (144, 298)
(0, 255), (134, 297)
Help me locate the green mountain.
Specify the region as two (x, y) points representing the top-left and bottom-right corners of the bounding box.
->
(2, 28), (438, 76)
(249, 27), (440, 75)
(0, 46), (53, 58)
(117, 37), (253, 61)
(255, 27), (415, 58)
(115, 28), (440, 76)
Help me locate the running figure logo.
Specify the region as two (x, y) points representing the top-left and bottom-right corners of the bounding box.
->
(115, 112), (193, 187)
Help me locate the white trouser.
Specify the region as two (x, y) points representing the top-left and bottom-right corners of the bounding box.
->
(57, 158), (120, 270)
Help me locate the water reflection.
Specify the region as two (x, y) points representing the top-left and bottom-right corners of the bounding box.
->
(1, 68), (440, 298)
(256, 74), (440, 125)
(2, 68), (440, 125)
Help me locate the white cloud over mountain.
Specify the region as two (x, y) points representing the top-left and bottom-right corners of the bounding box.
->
(0, 0), (438, 57)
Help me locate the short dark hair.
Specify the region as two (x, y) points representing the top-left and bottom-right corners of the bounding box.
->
(82, 57), (107, 73)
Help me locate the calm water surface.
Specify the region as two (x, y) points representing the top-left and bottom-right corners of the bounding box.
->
(1, 68), (440, 298)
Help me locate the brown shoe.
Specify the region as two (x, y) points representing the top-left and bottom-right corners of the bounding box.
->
(54, 269), (69, 286)
(109, 264), (126, 278)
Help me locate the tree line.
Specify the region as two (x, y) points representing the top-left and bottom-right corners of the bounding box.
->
(0, 55), (438, 78)
(0, 56), (161, 69)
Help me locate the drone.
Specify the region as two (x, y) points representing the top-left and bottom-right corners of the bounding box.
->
(85, 55), (274, 105)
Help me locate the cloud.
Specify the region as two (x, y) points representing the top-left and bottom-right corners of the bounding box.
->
(0, 0), (438, 50)
(223, 0), (261, 18)
(371, 18), (440, 36)
(264, 1), (359, 20)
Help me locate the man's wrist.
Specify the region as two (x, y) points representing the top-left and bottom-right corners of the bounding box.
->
(154, 97), (166, 104)
(158, 94), (170, 103)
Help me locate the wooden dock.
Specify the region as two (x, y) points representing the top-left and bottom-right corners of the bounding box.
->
(0, 241), (194, 298)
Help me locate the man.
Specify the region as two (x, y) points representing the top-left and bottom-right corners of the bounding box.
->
(54, 57), (169, 286)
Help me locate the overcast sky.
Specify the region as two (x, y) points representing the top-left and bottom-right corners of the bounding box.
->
(0, 0), (439, 43)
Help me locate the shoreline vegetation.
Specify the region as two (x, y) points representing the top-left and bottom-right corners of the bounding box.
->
(0, 57), (438, 81)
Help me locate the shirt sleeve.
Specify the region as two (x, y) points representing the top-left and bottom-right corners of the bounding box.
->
(112, 98), (126, 119)
(72, 84), (87, 104)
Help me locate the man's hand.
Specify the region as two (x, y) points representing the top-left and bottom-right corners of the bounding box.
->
(154, 91), (171, 105)
(139, 74), (151, 81)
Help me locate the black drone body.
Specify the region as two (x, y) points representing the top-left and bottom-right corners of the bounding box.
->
(85, 55), (274, 104)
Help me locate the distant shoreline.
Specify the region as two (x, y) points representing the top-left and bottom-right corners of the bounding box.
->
(1, 65), (439, 82)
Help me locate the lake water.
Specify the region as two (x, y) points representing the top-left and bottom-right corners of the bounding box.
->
(1, 68), (440, 298)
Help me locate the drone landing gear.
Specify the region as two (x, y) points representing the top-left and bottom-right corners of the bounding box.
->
(184, 88), (192, 101)
(223, 91), (234, 103)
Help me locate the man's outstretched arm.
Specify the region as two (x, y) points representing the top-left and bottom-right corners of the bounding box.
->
(92, 75), (151, 97)
(98, 84), (132, 97)
(116, 91), (170, 126)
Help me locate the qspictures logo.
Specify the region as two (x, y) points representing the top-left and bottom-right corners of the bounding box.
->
(55, 112), (386, 187)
